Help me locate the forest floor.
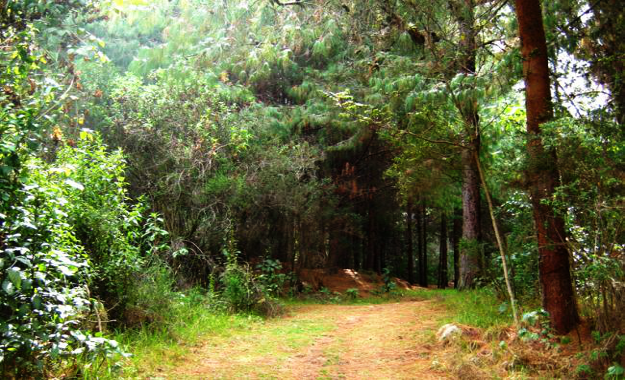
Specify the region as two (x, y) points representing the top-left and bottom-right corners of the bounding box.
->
(123, 291), (604, 380)
(166, 298), (452, 379)
(121, 272), (601, 379)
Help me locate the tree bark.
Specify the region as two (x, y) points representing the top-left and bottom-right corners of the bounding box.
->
(418, 200), (428, 287)
(438, 211), (448, 289)
(328, 218), (341, 269)
(452, 208), (462, 289)
(406, 199), (415, 284)
(454, 0), (482, 289)
(459, 145), (482, 288)
(366, 199), (375, 271)
(514, 0), (579, 334)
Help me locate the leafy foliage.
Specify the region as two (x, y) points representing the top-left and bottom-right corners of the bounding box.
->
(0, 133), (131, 376)
(215, 237), (283, 316)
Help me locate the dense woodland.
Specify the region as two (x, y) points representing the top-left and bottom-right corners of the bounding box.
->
(1, 0), (623, 377)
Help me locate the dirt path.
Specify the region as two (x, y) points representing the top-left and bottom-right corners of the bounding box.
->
(168, 299), (451, 379)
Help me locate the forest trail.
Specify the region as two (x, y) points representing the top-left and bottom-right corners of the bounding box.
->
(168, 299), (451, 379)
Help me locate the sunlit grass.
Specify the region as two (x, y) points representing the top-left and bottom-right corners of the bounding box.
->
(113, 312), (260, 378)
(90, 292), (337, 378)
(403, 287), (512, 328)
(80, 292), (260, 378)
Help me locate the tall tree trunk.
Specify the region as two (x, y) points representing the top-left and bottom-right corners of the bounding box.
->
(288, 217), (295, 272)
(514, 0), (579, 334)
(416, 201), (423, 284)
(406, 199), (415, 284)
(456, 0), (482, 289)
(453, 208), (462, 289)
(295, 215), (304, 268)
(352, 233), (359, 270)
(378, 237), (384, 274)
(438, 211), (448, 289)
(459, 146), (482, 289)
(366, 200), (375, 271)
(418, 200), (428, 287)
(328, 218), (341, 269)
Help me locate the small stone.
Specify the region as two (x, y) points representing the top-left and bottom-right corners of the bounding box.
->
(436, 323), (462, 343)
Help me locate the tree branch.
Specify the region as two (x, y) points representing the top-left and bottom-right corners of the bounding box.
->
(270, 0), (307, 7)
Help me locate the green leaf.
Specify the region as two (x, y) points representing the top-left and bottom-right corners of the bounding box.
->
(32, 295), (42, 310)
(2, 280), (15, 296)
(58, 266), (76, 276)
(607, 363), (624, 377)
(15, 256), (32, 267)
(0, 166), (14, 175)
(7, 268), (22, 289)
(64, 179), (84, 191)
(18, 303), (30, 316)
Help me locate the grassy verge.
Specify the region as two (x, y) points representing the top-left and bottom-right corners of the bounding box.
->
(79, 291), (256, 378)
(88, 291), (335, 378)
(111, 312), (260, 378)
(437, 289), (512, 328)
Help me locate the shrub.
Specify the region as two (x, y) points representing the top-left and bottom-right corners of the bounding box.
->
(0, 131), (176, 376)
(215, 238), (282, 316)
(256, 257), (290, 297)
(0, 137), (124, 376)
(54, 132), (171, 324)
(345, 288), (359, 299)
(220, 257), (257, 313)
(381, 267), (398, 293)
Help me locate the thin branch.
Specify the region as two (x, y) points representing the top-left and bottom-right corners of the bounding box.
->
(35, 75), (75, 121)
(270, 0), (307, 6)
(475, 151), (519, 326)
(557, 0), (604, 34)
(399, 129), (467, 148)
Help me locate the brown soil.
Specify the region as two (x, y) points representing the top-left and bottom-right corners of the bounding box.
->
(141, 296), (603, 379)
(297, 268), (418, 296)
(142, 268), (602, 379)
(284, 301), (450, 379)
(170, 300), (451, 379)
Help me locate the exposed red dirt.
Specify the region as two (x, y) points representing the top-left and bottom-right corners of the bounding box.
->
(297, 268), (418, 296)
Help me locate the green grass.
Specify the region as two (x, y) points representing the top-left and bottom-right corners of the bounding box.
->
(438, 288), (512, 328)
(79, 291), (262, 378)
(86, 292), (338, 378)
(113, 312), (260, 377)
(403, 288), (513, 328)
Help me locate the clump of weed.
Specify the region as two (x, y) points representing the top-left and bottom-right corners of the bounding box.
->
(212, 236), (284, 317)
(345, 288), (359, 299)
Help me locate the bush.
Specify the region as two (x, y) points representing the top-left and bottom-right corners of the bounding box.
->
(214, 238), (282, 316)
(256, 257), (290, 297)
(345, 288), (359, 299)
(0, 135), (125, 376)
(0, 131), (177, 376)
(54, 132), (171, 324)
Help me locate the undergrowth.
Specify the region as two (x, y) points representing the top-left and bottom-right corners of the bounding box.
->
(98, 290), (262, 379)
